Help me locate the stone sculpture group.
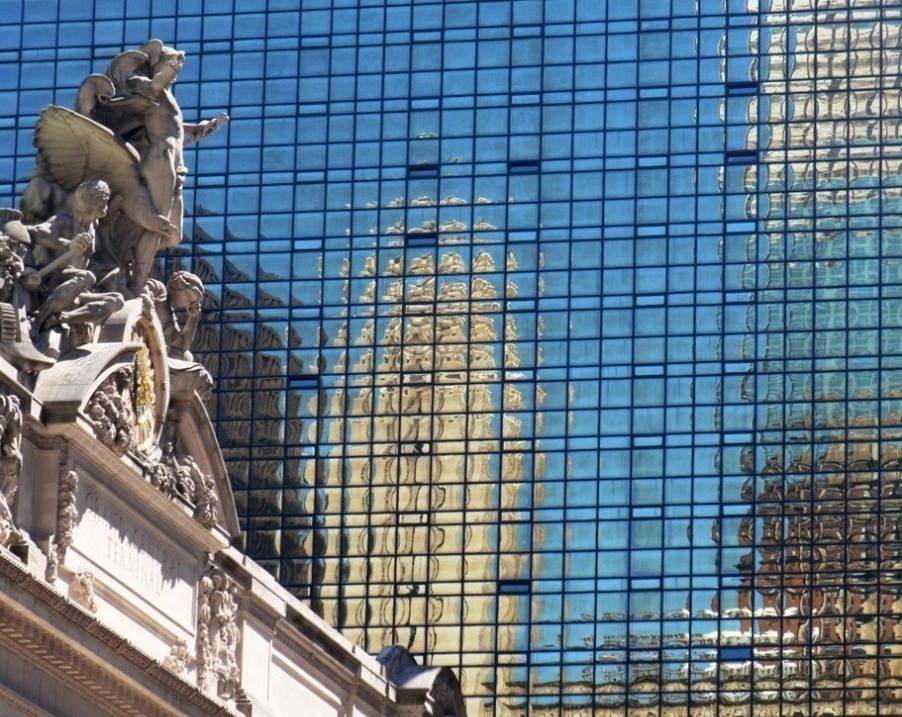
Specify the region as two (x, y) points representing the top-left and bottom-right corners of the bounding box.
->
(0, 40), (243, 699)
(2, 39), (226, 367)
(0, 40), (228, 522)
(0, 41), (469, 717)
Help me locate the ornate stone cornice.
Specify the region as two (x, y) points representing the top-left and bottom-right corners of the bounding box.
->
(0, 549), (239, 717)
(273, 625), (355, 693)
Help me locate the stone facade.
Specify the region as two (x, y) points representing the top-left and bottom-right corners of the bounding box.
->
(0, 41), (464, 717)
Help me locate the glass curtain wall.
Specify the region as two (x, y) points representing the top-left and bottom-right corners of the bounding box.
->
(0, 1), (900, 715)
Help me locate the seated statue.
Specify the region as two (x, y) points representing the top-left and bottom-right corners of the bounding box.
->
(19, 179), (124, 341)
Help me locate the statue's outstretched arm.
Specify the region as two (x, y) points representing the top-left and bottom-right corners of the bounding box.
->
(183, 114), (229, 147)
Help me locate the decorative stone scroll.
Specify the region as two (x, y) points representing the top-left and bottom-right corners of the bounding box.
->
(0, 393), (23, 547)
(196, 566), (240, 699)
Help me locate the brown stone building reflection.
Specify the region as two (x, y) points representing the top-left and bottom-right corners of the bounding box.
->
(735, 440), (902, 716)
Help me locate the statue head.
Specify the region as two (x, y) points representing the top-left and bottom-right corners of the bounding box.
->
(72, 179), (111, 222)
(166, 271), (204, 310)
(140, 39), (185, 85)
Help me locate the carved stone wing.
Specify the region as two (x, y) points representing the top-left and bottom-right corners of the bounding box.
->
(33, 106), (164, 232)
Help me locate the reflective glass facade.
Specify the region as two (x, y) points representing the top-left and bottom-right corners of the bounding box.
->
(2, 1), (902, 715)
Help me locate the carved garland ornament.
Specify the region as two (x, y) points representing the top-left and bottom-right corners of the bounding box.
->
(147, 444), (219, 530)
(0, 392), (23, 547)
(46, 469), (78, 582)
(196, 567), (240, 700)
(162, 637), (192, 676)
(85, 367), (136, 456)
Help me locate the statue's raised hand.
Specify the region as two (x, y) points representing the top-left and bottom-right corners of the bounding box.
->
(70, 232), (93, 256)
(184, 113), (229, 147)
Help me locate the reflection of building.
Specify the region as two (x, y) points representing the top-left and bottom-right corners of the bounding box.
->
(2, 0), (901, 714)
(737, 444), (902, 714)
(727, 3), (902, 715)
(302, 239), (543, 706)
(183, 2), (902, 714)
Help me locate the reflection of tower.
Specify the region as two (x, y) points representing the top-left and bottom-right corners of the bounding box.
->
(731, 4), (902, 715)
(297, 222), (542, 707)
(739, 440), (902, 712)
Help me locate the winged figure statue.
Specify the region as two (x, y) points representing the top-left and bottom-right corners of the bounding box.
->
(34, 106), (176, 243)
(0, 40), (227, 371)
(26, 40), (227, 294)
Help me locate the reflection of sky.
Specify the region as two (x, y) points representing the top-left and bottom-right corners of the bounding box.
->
(2, 1), (899, 714)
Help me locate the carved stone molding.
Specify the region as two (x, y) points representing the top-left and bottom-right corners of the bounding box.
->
(0, 392), (23, 547)
(183, 455), (218, 530)
(145, 445), (219, 530)
(0, 551), (238, 717)
(0, 682), (56, 717)
(46, 468), (78, 582)
(86, 368), (136, 456)
(196, 567), (241, 700)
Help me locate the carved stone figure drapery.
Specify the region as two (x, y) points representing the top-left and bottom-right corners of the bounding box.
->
(27, 39), (228, 293)
(18, 179), (124, 343)
(0, 393), (23, 547)
(196, 567), (240, 700)
(0, 212), (57, 371)
(1, 38), (227, 370)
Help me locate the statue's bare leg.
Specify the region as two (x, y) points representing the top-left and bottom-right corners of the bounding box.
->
(133, 142), (181, 290)
(143, 139), (179, 222)
(34, 269), (95, 329)
(130, 230), (162, 293)
(58, 291), (124, 326)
